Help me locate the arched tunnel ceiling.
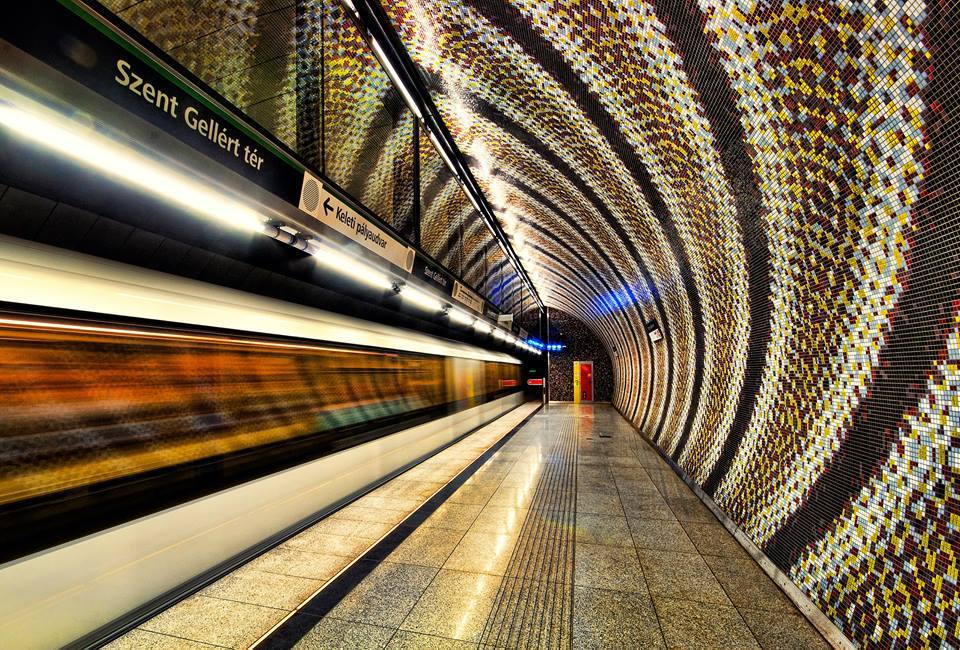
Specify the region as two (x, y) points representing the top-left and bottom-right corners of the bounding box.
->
(384, 2), (960, 644)
(383, 0), (802, 445)
(380, 1), (928, 435)
(72, 1), (959, 643)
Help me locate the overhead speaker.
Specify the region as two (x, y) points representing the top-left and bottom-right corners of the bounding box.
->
(299, 174), (321, 214)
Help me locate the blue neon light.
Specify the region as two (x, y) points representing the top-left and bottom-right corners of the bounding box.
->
(526, 338), (564, 352)
(590, 282), (655, 316)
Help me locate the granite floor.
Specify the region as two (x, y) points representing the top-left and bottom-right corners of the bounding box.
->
(109, 403), (830, 649)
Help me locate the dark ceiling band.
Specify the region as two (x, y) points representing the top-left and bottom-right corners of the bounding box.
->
(335, 88), (413, 223)
(763, 5), (959, 571)
(488, 262), (520, 310)
(420, 184), (465, 257)
(468, 0), (702, 444)
(462, 235), (502, 286)
(421, 164), (452, 212)
(437, 205), (482, 268)
(390, 120), (417, 237)
(293, 0), (322, 171)
(501, 276), (528, 313)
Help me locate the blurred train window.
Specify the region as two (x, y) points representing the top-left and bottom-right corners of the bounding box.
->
(0, 313), (519, 561)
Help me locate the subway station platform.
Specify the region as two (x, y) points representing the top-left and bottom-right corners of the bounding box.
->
(109, 404), (829, 649)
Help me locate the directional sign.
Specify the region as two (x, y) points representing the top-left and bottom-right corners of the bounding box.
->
(452, 281), (484, 313)
(298, 172), (414, 272)
(2, 1), (305, 204)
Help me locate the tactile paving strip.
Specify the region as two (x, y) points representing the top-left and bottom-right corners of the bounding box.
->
(480, 412), (578, 648)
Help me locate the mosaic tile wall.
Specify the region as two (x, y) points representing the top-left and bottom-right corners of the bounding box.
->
(102, 0), (528, 317)
(95, 0), (959, 644)
(380, 0), (960, 646)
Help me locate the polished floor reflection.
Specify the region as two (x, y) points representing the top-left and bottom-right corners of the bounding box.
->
(111, 404), (829, 649)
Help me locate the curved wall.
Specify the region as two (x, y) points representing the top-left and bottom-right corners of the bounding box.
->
(70, 0), (959, 644)
(383, 1), (958, 647)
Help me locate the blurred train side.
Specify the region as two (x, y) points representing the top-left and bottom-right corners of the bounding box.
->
(0, 236), (526, 648)
(0, 319), (518, 510)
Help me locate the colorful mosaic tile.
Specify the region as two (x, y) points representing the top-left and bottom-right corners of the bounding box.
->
(103, 0), (959, 645)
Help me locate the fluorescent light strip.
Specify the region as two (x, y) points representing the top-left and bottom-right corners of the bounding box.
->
(428, 129), (461, 179)
(474, 320), (492, 334)
(425, 124), (543, 312)
(468, 192), (484, 215)
(0, 95), (263, 233)
(0, 88), (549, 334)
(448, 308), (475, 327)
(402, 285), (444, 312)
(370, 37), (423, 121)
(309, 243), (392, 291)
(365, 6), (541, 312)
(0, 90), (398, 295)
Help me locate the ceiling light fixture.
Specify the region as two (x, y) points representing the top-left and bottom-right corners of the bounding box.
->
(0, 95), (263, 233)
(448, 308), (475, 326)
(308, 243), (393, 291)
(402, 285), (445, 312)
(427, 129), (461, 180)
(369, 37), (423, 121)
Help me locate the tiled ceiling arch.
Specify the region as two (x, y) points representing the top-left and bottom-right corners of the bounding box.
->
(88, 0), (958, 643)
(382, 0), (959, 646)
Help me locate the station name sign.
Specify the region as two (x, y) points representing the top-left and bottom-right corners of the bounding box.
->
(2, 1), (495, 302)
(1, 0), (305, 203)
(411, 255), (453, 296)
(113, 59), (266, 172)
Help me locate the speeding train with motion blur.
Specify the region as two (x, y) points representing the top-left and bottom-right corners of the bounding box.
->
(0, 237), (525, 646)
(0, 1), (539, 644)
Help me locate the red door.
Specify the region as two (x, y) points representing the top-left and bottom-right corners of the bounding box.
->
(580, 362), (593, 401)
